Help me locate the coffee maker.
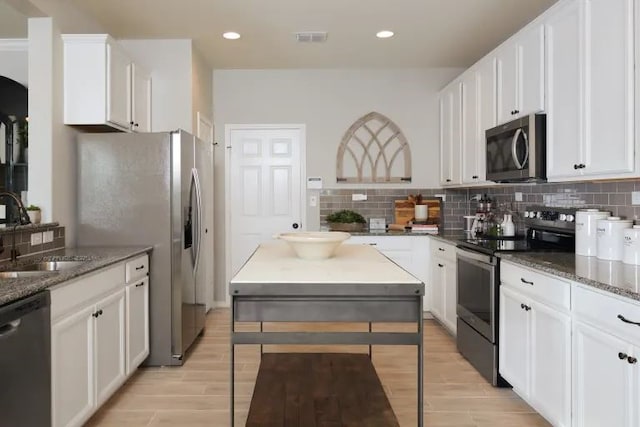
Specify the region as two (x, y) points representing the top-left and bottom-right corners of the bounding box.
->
(471, 194), (492, 235)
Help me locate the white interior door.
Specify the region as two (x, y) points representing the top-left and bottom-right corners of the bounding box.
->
(228, 126), (304, 285)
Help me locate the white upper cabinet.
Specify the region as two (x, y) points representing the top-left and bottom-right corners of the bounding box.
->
(583, 0), (635, 176)
(545, 0), (584, 179)
(546, 0), (635, 180)
(130, 63), (152, 133)
(439, 81), (462, 186)
(461, 57), (496, 185)
(497, 23), (545, 125)
(63, 34), (152, 133)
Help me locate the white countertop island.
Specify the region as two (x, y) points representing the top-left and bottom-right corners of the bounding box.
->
(229, 241), (426, 426)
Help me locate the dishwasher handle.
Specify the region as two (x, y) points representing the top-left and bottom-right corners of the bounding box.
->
(0, 319), (21, 339)
(0, 291), (50, 332)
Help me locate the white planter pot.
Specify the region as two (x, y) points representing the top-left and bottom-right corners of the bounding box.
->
(27, 210), (41, 224)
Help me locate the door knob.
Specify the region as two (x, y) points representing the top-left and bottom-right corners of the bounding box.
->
(292, 223), (299, 229)
(619, 352), (628, 360)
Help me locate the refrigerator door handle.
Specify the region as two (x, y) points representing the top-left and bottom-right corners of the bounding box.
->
(189, 169), (197, 269)
(193, 168), (203, 274)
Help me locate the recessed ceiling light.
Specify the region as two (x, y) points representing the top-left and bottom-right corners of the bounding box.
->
(376, 30), (394, 39)
(223, 32), (241, 40)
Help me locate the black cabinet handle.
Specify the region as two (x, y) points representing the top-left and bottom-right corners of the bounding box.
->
(92, 309), (104, 318)
(134, 123), (139, 127)
(514, 110), (519, 115)
(446, 179), (452, 182)
(521, 278), (534, 285)
(135, 265), (145, 271)
(520, 303), (526, 310)
(472, 175), (478, 179)
(525, 305), (531, 311)
(130, 121), (134, 125)
(628, 356), (638, 364)
(368, 243), (377, 246)
(619, 352), (628, 360)
(580, 164), (586, 169)
(292, 223), (299, 229)
(438, 248), (445, 252)
(617, 314), (640, 326)
(438, 263), (444, 268)
(574, 164), (579, 170)
(135, 282), (145, 287)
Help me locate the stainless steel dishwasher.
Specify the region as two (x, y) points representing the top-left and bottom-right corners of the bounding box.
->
(0, 291), (51, 427)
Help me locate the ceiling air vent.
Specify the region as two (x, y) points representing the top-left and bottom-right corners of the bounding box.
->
(295, 32), (328, 43)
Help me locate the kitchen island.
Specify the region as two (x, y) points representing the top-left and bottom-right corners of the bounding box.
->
(230, 241), (425, 426)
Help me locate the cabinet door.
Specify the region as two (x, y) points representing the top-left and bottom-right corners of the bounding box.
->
(476, 57), (497, 181)
(499, 286), (530, 394)
(497, 44), (517, 124)
(106, 42), (131, 129)
(583, 0), (634, 176)
(461, 70), (479, 184)
(518, 24), (545, 116)
(450, 83), (462, 185)
(131, 63), (152, 132)
(126, 277), (150, 374)
(95, 289), (126, 406)
(573, 320), (634, 427)
(430, 257), (446, 321)
(52, 306), (95, 427)
(530, 300), (571, 427)
(443, 259), (457, 335)
(440, 91), (453, 185)
(410, 237), (430, 311)
(545, 0), (584, 179)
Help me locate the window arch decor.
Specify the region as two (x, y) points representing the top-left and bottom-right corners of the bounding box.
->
(336, 112), (412, 183)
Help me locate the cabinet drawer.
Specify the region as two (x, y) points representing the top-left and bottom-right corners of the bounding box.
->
(572, 284), (640, 346)
(125, 255), (148, 282)
(347, 235), (412, 251)
(430, 239), (457, 262)
(501, 261), (570, 311)
(51, 264), (126, 321)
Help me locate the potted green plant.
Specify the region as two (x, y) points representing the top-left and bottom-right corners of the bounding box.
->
(325, 209), (366, 232)
(26, 205), (41, 224)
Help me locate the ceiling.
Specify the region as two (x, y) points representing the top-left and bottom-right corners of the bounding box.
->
(3, 0), (559, 69)
(0, 1), (28, 38)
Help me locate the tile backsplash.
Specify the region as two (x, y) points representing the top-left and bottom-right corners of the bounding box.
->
(320, 179), (640, 231)
(0, 223), (65, 263)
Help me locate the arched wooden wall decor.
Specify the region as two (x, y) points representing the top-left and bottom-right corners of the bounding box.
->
(336, 112), (412, 183)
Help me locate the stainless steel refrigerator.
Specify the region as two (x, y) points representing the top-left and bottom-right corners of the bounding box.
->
(77, 130), (207, 366)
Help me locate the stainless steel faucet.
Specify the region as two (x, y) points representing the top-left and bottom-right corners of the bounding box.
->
(0, 192), (31, 263)
(0, 192), (31, 226)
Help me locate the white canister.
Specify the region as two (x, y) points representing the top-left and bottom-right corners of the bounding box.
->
(576, 209), (610, 256)
(597, 217), (633, 261)
(415, 204), (428, 221)
(623, 225), (640, 265)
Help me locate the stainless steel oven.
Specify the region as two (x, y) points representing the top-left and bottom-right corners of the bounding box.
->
(456, 247), (506, 386)
(486, 114), (546, 183)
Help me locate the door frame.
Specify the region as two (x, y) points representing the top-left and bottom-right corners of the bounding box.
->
(224, 124), (307, 305)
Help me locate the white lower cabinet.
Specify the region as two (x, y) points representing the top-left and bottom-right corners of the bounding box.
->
(346, 235), (430, 311)
(51, 305), (95, 427)
(51, 254), (149, 427)
(429, 240), (457, 335)
(499, 263), (571, 427)
(95, 290), (126, 406)
(572, 320), (636, 427)
(571, 284), (640, 427)
(126, 277), (150, 374)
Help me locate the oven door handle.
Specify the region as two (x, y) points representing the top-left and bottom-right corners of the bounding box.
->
(511, 128), (529, 170)
(456, 248), (496, 265)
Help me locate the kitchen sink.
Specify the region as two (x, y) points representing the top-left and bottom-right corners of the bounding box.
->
(0, 271), (58, 278)
(13, 261), (86, 272)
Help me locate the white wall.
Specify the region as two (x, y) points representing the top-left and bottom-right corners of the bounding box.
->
(191, 47), (213, 133)
(211, 68), (461, 304)
(0, 40), (28, 86)
(28, 17), (80, 243)
(120, 39), (193, 133)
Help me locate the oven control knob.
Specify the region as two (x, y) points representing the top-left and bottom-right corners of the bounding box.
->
(536, 212), (543, 219)
(566, 214), (575, 222)
(559, 213), (567, 221)
(524, 211), (530, 218)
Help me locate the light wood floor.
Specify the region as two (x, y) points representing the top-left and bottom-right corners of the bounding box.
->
(87, 309), (550, 427)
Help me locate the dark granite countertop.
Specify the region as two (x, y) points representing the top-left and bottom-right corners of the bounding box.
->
(0, 246), (152, 307)
(427, 230), (470, 245)
(498, 252), (640, 302)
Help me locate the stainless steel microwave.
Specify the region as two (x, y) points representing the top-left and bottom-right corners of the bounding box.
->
(485, 114), (546, 183)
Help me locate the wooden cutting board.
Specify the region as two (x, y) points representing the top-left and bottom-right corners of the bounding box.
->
(394, 199), (440, 225)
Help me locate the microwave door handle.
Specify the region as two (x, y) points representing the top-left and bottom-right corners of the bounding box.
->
(511, 128), (529, 170)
